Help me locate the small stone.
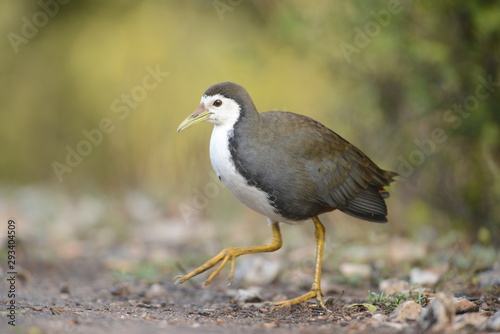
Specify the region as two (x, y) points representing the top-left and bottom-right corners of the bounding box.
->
(454, 313), (488, 331)
(487, 310), (500, 331)
(379, 278), (409, 294)
(147, 283), (165, 297)
(339, 262), (372, 279)
(418, 293), (455, 331)
(150, 283), (161, 291)
(110, 285), (130, 297)
(454, 298), (478, 314)
(235, 257), (281, 286)
(388, 238), (427, 263)
(59, 284), (70, 295)
(263, 322), (277, 328)
(372, 313), (387, 321)
(128, 300), (139, 307)
(410, 267), (441, 286)
(233, 287), (263, 303)
(389, 300), (423, 322)
(478, 269), (500, 288)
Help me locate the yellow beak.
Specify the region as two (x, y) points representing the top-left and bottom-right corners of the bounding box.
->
(177, 104), (211, 132)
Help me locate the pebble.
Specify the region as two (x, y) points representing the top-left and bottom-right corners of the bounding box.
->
(110, 285), (130, 297)
(339, 262), (372, 279)
(454, 298), (478, 314)
(454, 313), (488, 331)
(371, 313), (387, 321)
(59, 284), (70, 295)
(410, 267), (441, 286)
(231, 287), (263, 303)
(478, 269), (500, 288)
(235, 257), (281, 286)
(263, 322), (277, 328)
(488, 310), (500, 331)
(388, 238), (427, 263)
(418, 293), (455, 331)
(389, 300), (422, 322)
(378, 278), (409, 294)
(147, 283), (165, 297)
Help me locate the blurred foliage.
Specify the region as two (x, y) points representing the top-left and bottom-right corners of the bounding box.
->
(0, 1), (499, 242)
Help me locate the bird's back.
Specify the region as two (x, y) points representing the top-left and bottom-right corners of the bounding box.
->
(229, 110), (396, 222)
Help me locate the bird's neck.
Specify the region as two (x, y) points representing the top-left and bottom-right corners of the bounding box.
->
(232, 107), (261, 137)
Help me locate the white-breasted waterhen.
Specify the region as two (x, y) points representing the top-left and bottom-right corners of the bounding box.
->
(175, 82), (397, 308)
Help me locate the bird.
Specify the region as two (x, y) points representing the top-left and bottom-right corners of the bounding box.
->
(175, 82), (397, 309)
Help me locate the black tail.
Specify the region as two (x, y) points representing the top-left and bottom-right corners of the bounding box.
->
(341, 185), (389, 223)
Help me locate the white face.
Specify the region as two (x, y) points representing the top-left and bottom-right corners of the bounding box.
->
(201, 94), (241, 127)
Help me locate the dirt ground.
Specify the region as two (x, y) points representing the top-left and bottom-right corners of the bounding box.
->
(1, 189), (499, 333)
(2, 252), (499, 334)
(0, 256), (381, 334)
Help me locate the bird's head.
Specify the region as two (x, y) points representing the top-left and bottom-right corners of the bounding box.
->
(177, 82), (256, 132)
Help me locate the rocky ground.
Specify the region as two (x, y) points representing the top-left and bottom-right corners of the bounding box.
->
(1, 188), (499, 333)
(1, 248), (499, 334)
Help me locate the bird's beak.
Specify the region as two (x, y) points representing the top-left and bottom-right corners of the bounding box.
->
(177, 103), (211, 132)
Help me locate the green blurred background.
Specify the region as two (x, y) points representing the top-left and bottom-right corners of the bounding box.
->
(1, 0), (499, 261)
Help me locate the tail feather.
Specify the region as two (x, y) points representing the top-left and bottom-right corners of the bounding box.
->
(341, 185), (389, 223)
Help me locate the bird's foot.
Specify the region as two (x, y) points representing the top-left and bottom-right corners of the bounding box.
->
(175, 223), (283, 287)
(270, 288), (328, 311)
(174, 248), (243, 286)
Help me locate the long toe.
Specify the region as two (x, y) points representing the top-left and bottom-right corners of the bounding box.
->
(173, 275), (188, 284)
(270, 288), (328, 311)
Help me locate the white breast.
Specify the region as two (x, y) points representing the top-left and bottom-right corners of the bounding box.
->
(209, 124), (288, 223)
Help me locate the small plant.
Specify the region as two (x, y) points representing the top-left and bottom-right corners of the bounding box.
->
(367, 290), (429, 313)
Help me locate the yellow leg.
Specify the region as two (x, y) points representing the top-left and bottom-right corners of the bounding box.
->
(272, 216), (327, 309)
(174, 221), (282, 286)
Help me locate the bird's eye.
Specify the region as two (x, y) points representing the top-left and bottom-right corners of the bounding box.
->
(213, 99), (222, 107)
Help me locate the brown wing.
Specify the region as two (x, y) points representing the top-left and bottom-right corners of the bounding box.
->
(321, 140), (396, 222)
(259, 111), (397, 222)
